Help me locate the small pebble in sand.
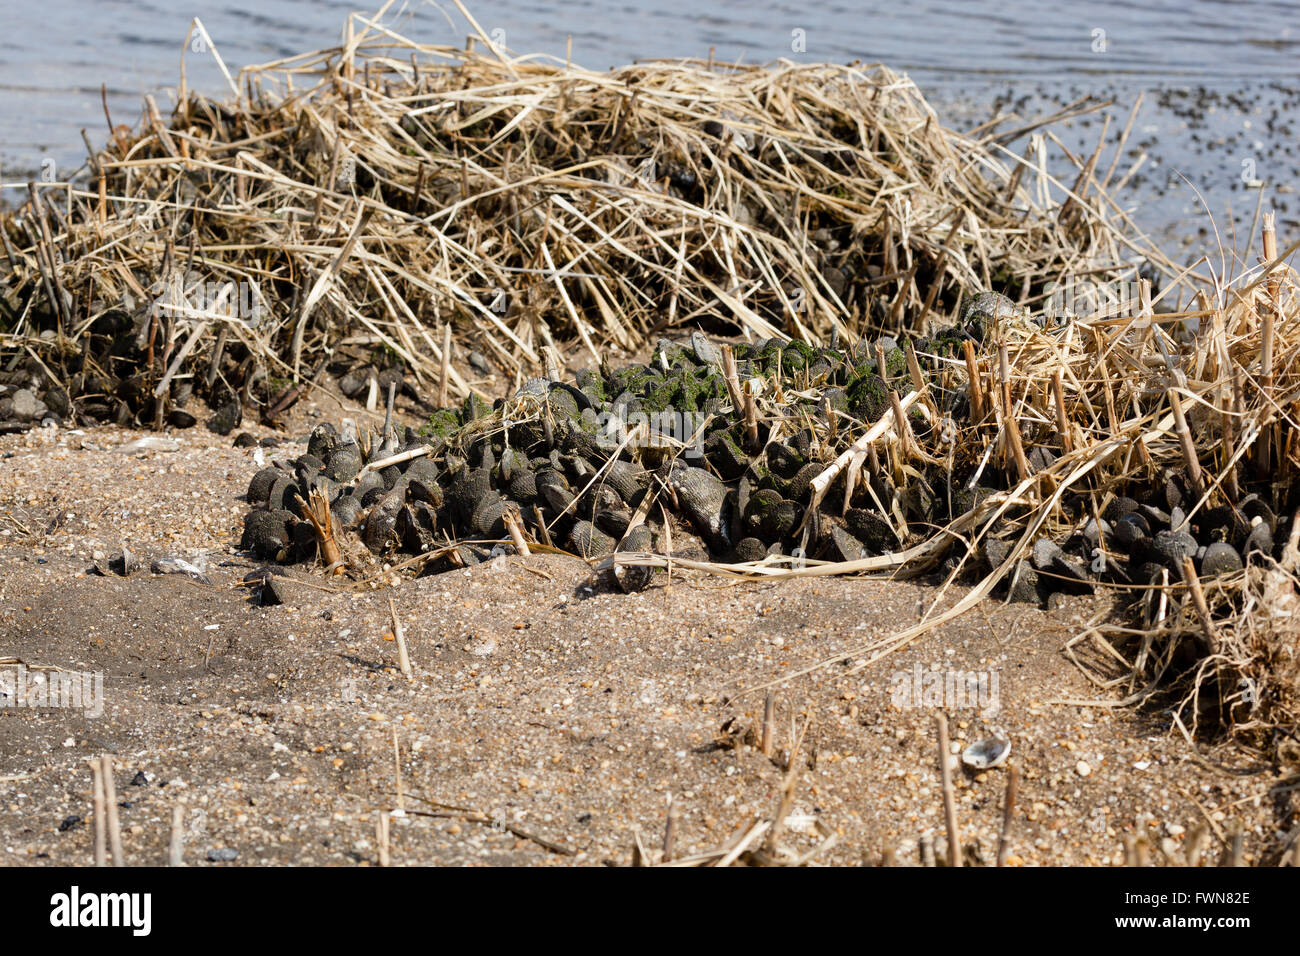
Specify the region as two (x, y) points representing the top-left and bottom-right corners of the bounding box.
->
(1076, 760), (1092, 777)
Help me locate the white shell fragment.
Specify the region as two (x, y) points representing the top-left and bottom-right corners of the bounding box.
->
(116, 436), (180, 454)
(150, 556), (212, 585)
(961, 736), (1012, 770)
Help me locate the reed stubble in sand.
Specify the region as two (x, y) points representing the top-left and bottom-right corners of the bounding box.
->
(387, 597), (412, 678)
(936, 714), (961, 867)
(91, 759), (106, 868)
(168, 802), (186, 867)
(101, 755), (124, 867)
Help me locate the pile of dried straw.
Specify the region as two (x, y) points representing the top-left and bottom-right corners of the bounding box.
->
(1, 5), (1162, 426)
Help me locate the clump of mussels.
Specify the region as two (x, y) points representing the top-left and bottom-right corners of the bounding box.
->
(0, 373), (67, 431)
(241, 318), (1287, 601)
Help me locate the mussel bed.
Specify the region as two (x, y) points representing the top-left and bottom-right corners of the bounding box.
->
(241, 328), (1285, 601)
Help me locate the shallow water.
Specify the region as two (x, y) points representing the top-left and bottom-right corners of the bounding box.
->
(2, 0), (1297, 251)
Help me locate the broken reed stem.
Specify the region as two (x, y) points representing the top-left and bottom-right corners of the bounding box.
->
(0, 222), (19, 274)
(168, 803), (185, 866)
(391, 725), (405, 810)
(1260, 214), (1279, 474)
(541, 344), (562, 382)
(1168, 389), (1205, 500)
(996, 340), (1011, 408)
(361, 443), (434, 475)
(905, 339), (925, 394)
(719, 345), (744, 414)
(936, 713), (960, 867)
(377, 811), (391, 867)
(804, 389), (921, 521)
(1180, 556), (1220, 656)
(742, 379), (759, 451)
(300, 487), (344, 571)
(438, 322), (452, 408)
(383, 379), (396, 443)
(1051, 370), (1072, 453)
(412, 161), (425, 209)
(1098, 352), (1120, 433)
(662, 795), (678, 863)
(504, 508), (531, 556)
(889, 388), (915, 460)
(1006, 415), (1031, 482)
(888, 261), (917, 329)
(962, 339), (984, 421)
(91, 759), (107, 867)
(388, 597), (412, 678)
(761, 693), (775, 758)
(1220, 393), (1240, 503)
(25, 185), (64, 334)
(998, 344), (1030, 483)
(761, 714), (810, 857)
(996, 764), (1019, 866)
(100, 755), (124, 867)
(662, 511), (674, 590)
(824, 398), (839, 442)
(531, 504), (554, 548)
(96, 168), (107, 222)
(205, 325), (228, 388)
